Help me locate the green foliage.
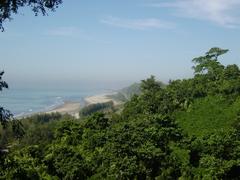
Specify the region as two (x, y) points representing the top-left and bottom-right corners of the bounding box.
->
(141, 75), (165, 93)
(176, 95), (240, 136)
(187, 129), (240, 179)
(192, 47), (227, 76)
(19, 113), (69, 146)
(98, 114), (183, 179)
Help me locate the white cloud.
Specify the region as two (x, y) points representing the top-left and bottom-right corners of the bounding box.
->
(100, 16), (175, 30)
(147, 0), (240, 28)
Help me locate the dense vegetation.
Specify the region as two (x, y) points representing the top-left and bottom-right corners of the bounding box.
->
(1, 47), (240, 179)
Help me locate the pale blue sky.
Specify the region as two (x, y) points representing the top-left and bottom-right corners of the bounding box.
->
(1, 0), (240, 90)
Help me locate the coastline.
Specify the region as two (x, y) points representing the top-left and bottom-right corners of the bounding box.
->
(16, 92), (120, 119)
(44, 92), (120, 118)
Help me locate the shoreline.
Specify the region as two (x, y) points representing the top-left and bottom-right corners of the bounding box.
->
(17, 91), (120, 119)
(44, 92), (120, 118)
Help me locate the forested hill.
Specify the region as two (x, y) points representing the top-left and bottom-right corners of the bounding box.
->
(1, 47), (240, 179)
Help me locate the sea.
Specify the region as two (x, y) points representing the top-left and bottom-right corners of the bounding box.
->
(0, 88), (109, 118)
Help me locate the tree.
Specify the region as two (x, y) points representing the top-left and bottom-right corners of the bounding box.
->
(141, 75), (163, 93)
(0, 0), (62, 31)
(192, 47), (227, 77)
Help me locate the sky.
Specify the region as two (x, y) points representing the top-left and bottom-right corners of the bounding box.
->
(1, 0), (240, 90)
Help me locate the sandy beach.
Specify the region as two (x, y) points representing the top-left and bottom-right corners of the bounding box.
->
(84, 93), (119, 106)
(44, 92), (119, 119)
(46, 101), (81, 118)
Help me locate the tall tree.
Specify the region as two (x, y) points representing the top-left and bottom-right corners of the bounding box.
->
(192, 47), (228, 76)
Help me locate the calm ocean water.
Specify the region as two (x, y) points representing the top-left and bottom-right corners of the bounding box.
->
(0, 88), (107, 117)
